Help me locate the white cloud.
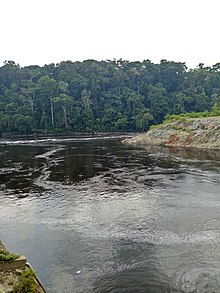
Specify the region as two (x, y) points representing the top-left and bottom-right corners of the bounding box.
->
(0, 0), (219, 68)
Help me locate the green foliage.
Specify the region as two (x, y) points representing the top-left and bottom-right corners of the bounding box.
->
(0, 59), (219, 134)
(165, 110), (219, 123)
(0, 250), (19, 261)
(12, 268), (36, 293)
(211, 96), (220, 115)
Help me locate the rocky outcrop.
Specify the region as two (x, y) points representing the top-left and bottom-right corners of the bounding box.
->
(123, 117), (220, 149)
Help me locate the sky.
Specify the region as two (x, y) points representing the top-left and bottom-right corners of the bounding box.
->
(1, 0), (219, 69)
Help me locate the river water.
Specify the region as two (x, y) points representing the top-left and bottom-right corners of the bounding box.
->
(0, 135), (220, 293)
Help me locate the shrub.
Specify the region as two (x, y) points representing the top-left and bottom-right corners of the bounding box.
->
(0, 250), (18, 261)
(12, 268), (36, 293)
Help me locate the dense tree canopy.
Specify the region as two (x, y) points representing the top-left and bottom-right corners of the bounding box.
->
(0, 59), (219, 134)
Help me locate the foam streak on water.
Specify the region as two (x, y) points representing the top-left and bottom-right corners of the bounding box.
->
(0, 137), (220, 293)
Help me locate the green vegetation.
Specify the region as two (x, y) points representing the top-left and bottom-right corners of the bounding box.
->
(166, 111), (219, 121)
(0, 250), (19, 261)
(165, 106), (220, 123)
(12, 268), (36, 293)
(150, 100), (220, 131)
(0, 59), (220, 134)
(212, 96), (220, 115)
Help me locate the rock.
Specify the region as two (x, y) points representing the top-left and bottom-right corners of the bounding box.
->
(122, 117), (220, 149)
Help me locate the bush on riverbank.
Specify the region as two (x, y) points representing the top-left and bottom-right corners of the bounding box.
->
(12, 268), (36, 293)
(0, 250), (18, 262)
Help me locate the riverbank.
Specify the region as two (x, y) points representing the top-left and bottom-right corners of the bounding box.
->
(0, 131), (133, 139)
(122, 116), (220, 149)
(0, 241), (46, 293)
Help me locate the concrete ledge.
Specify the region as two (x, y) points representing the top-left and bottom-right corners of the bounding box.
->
(0, 241), (6, 251)
(0, 255), (26, 271)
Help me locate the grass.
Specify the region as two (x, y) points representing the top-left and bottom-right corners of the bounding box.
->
(12, 268), (36, 293)
(165, 110), (220, 122)
(0, 250), (19, 262)
(149, 110), (220, 132)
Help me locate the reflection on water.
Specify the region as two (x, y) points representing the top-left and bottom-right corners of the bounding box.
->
(0, 136), (220, 293)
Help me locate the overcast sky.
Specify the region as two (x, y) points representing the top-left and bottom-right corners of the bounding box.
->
(1, 0), (219, 69)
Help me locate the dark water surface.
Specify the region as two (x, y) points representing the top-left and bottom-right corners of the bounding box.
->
(0, 136), (220, 293)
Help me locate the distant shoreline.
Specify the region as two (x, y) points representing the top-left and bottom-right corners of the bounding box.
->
(0, 131), (135, 139)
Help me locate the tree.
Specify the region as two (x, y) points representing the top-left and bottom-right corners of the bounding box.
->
(0, 58), (218, 134)
(212, 96), (220, 115)
(35, 76), (57, 128)
(133, 108), (154, 131)
(53, 93), (73, 129)
(147, 83), (170, 123)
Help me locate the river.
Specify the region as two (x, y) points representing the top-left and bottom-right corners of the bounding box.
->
(0, 135), (220, 293)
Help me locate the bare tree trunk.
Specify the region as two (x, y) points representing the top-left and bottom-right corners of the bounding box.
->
(50, 98), (55, 127)
(62, 106), (68, 129)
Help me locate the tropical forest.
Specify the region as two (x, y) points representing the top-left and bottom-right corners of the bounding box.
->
(0, 59), (220, 134)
